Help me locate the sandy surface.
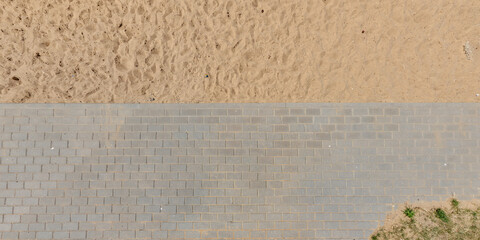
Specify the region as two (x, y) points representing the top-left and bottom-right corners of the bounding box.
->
(1, 0), (479, 103)
(372, 199), (480, 239)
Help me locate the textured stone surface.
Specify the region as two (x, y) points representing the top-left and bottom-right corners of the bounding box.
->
(0, 103), (479, 239)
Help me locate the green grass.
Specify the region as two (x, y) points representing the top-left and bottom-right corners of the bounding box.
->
(451, 198), (460, 208)
(435, 208), (449, 223)
(403, 207), (415, 220)
(370, 198), (480, 240)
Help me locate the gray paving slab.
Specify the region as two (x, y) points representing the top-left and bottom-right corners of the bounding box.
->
(0, 103), (479, 239)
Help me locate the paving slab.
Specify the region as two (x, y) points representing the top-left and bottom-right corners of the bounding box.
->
(0, 103), (479, 239)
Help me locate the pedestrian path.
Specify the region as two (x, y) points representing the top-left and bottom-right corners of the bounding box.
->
(0, 103), (479, 239)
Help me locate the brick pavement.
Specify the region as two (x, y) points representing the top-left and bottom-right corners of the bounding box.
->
(0, 103), (479, 239)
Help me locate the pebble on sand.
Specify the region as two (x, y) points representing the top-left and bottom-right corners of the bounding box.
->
(464, 41), (473, 60)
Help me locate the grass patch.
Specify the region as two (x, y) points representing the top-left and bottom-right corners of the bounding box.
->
(435, 208), (449, 223)
(403, 207), (415, 220)
(371, 198), (480, 240)
(451, 198), (460, 208)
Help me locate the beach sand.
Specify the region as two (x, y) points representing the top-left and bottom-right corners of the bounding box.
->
(1, 0), (479, 103)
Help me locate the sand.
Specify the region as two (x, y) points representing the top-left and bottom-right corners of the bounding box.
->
(372, 199), (480, 239)
(1, 0), (479, 103)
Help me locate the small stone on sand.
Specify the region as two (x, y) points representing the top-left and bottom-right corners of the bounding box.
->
(464, 41), (473, 60)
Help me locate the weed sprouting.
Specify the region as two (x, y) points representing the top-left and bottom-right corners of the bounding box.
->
(435, 208), (449, 223)
(451, 198), (459, 208)
(403, 207), (415, 220)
